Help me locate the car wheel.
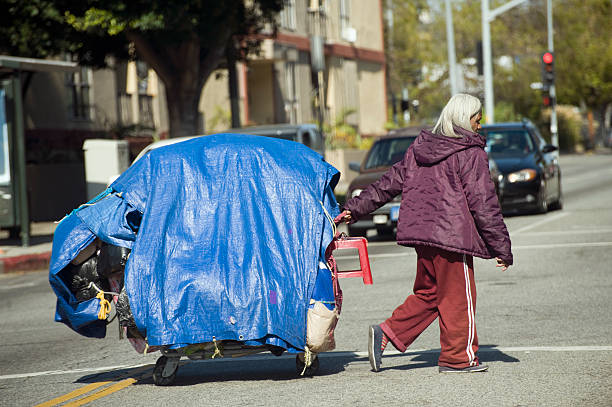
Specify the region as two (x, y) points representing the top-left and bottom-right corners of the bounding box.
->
(536, 180), (548, 214)
(549, 178), (563, 211)
(375, 226), (392, 237)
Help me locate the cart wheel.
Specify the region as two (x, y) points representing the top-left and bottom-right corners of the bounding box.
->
(152, 356), (180, 386)
(295, 354), (320, 377)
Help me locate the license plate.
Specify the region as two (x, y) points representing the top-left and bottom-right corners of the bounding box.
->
(390, 206), (400, 221)
(373, 214), (388, 224)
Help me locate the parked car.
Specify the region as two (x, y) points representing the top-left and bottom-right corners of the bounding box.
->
(346, 126), (504, 237)
(346, 127), (421, 237)
(480, 120), (562, 214)
(225, 124), (325, 156)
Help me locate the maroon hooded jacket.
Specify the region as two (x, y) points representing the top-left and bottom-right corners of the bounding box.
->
(344, 127), (513, 265)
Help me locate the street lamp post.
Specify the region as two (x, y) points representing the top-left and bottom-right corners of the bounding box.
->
(481, 0), (528, 124)
(445, 0), (459, 96)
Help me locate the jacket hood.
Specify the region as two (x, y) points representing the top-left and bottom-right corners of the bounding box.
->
(413, 126), (486, 165)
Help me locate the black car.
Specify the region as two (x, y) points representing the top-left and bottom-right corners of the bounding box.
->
(480, 120), (562, 214)
(346, 126), (502, 237)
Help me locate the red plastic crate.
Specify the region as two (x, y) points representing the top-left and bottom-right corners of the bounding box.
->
(328, 237), (373, 285)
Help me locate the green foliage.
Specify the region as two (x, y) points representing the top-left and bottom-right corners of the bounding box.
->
(539, 105), (583, 152)
(325, 108), (359, 149)
(554, 0), (612, 110)
(207, 105), (231, 132)
(384, 0), (611, 130)
(324, 108), (373, 150)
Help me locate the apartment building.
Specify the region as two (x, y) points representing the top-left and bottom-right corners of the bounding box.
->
(202, 0), (387, 136)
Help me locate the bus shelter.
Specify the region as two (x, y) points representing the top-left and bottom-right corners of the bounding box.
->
(0, 55), (78, 246)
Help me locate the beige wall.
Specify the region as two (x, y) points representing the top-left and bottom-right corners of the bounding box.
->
(91, 69), (119, 129)
(326, 0), (383, 51)
(348, 0), (384, 51)
(324, 148), (368, 194)
(357, 60), (386, 134)
(199, 69), (231, 133)
(247, 62), (276, 125)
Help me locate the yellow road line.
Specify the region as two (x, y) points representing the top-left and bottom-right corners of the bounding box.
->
(63, 377), (139, 407)
(33, 381), (113, 407)
(34, 366), (150, 407)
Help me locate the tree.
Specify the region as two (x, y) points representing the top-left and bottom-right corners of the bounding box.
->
(384, 0), (447, 125)
(554, 0), (612, 145)
(0, 0), (283, 138)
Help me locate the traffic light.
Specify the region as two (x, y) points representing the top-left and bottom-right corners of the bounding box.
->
(542, 91), (552, 107)
(541, 51), (555, 91)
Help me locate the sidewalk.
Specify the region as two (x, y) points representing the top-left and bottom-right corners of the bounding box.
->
(0, 222), (56, 274)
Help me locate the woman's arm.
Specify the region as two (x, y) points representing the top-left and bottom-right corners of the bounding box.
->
(342, 157), (406, 222)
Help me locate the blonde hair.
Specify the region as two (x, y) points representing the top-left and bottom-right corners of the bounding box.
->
(433, 94), (482, 138)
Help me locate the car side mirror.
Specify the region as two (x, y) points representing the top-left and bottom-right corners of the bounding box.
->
(349, 162), (361, 172)
(542, 144), (558, 154)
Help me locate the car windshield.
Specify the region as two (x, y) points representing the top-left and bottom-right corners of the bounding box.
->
(484, 130), (535, 156)
(364, 137), (416, 169)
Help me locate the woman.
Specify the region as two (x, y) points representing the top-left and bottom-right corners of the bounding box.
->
(335, 94), (512, 373)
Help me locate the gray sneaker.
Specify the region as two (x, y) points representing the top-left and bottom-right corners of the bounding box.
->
(368, 325), (384, 372)
(439, 363), (489, 373)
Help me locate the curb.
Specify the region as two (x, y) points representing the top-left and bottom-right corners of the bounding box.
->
(0, 252), (51, 274)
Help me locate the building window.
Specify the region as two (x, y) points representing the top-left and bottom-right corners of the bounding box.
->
(136, 61), (154, 128)
(280, 0), (297, 30)
(67, 66), (92, 121)
(340, 0), (350, 31)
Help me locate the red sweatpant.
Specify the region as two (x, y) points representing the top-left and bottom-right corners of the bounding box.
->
(380, 245), (479, 368)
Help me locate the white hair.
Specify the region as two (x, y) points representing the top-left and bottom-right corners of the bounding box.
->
(433, 94), (482, 138)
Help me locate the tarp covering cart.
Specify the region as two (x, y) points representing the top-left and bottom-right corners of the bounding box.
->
(49, 134), (371, 385)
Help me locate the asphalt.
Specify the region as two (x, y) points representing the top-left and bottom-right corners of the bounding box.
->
(0, 222), (56, 274)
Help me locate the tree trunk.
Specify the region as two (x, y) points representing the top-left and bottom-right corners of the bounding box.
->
(227, 46), (241, 129)
(128, 32), (231, 139)
(165, 82), (202, 139)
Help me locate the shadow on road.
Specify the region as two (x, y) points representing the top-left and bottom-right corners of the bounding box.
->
(376, 345), (520, 372)
(75, 353), (357, 386)
(74, 345), (519, 385)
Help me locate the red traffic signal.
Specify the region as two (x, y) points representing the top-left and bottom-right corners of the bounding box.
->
(541, 51), (555, 90)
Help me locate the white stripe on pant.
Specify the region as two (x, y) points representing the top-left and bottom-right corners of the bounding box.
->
(463, 254), (476, 366)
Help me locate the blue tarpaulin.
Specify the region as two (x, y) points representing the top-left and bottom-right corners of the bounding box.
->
(49, 134), (340, 352)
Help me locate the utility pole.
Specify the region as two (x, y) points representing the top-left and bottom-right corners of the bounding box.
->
(309, 1), (326, 140)
(445, 0), (459, 96)
(386, 0), (398, 125)
(481, 0), (528, 124)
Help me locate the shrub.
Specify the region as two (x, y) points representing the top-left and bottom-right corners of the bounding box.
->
(539, 105), (583, 152)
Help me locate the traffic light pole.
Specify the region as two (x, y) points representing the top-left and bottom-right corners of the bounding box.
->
(547, 0), (559, 152)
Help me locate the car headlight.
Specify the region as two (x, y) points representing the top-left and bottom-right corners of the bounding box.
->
(507, 169), (537, 183)
(351, 188), (363, 198)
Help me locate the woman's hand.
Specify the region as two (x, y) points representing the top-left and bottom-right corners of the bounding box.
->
(496, 258), (509, 271)
(334, 210), (352, 224)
